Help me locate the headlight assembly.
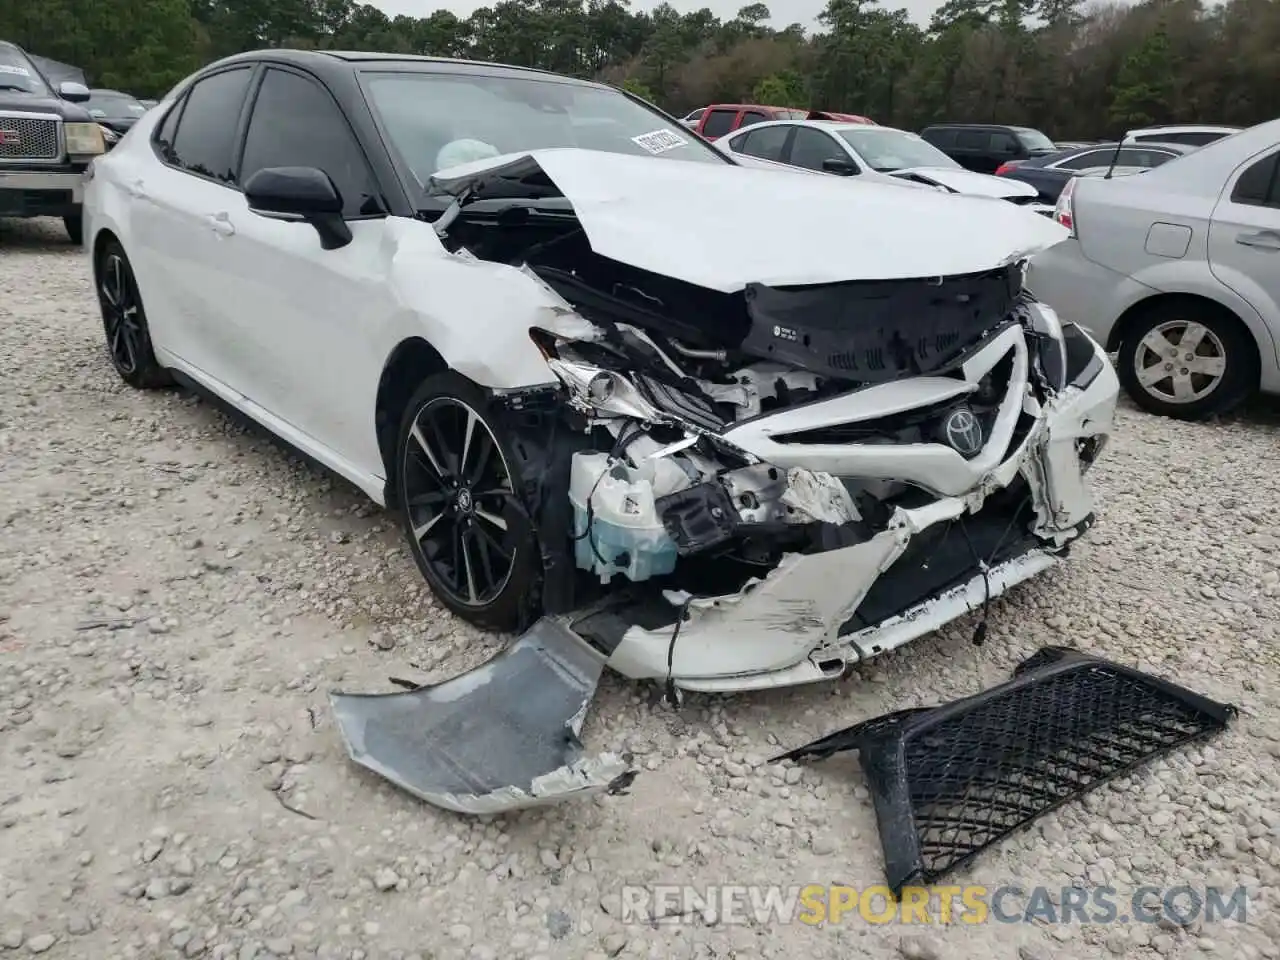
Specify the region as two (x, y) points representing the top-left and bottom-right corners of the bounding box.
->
(65, 122), (106, 157)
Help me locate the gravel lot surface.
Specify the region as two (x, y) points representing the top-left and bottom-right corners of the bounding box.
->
(2, 216), (1280, 960)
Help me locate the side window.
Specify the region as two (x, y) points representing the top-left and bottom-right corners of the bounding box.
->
(1230, 152), (1279, 207)
(955, 129), (987, 150)
(1054, 150), (1109, 171)
(153, 100), (183, 162)
(788, 128), (845, 171)
(1177, 132), (1225, 146)
(736, 125), (789, 163)
(167, 68), (253, 184)
(1116, 148), (1172, 169)
(701, 109), (737, 138)
(989, 132), (1018, 154)
(922, 128), (956, 148)
(738, 110), (769, 129)
(240, 68), (381, 218)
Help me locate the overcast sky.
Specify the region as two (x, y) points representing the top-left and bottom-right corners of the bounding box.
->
(368, 0), (937, 29)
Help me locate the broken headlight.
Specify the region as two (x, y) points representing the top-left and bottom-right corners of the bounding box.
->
(545, 357), (668, 422)
(1022, 300), (1067, 392)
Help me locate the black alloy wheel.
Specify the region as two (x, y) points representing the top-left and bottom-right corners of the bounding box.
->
(396, 374), (539, 631)
(94, 240), (171, 389)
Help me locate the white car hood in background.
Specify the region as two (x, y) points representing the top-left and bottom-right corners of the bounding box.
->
(430, 148), (1068, 293)
(892, 165), (1040, 199)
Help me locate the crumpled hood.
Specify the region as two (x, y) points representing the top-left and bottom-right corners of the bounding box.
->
(892, 166), (1040, 199)
(429, 148), (1068, 293)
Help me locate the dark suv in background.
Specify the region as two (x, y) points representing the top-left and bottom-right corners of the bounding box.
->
(920, 123), (1059, 174)
(0, 39), (104, 242)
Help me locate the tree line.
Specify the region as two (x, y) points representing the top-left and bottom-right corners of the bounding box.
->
(2, 0), (1279, 141)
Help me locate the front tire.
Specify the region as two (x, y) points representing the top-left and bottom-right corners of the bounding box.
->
(395, 372), (541, 632)
(94, 239), (172, 389)
(1116, 300), (1255, 420)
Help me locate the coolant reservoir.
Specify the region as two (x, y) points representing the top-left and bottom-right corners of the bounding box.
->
(569, 452), (678, 584)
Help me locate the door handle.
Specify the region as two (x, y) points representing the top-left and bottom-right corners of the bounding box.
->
(1235, 230), (1280, 251)
(206, 212), (235, 237)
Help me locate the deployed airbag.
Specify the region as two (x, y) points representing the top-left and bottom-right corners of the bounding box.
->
(330, 619), (634, 814)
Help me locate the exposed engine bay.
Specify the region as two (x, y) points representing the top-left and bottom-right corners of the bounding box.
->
(432, 183), (1108, 634)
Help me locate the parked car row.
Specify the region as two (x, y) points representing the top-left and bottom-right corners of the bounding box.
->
(1030, 119), (1280, 420)
(713, 119), (1045, 210)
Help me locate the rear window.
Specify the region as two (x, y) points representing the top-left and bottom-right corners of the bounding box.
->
(1016, 129), (1056, 151)
(701, 109), (737, 138)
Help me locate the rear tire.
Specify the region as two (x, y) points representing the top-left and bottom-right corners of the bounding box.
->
(63, 213), (83, 245)
(1116, 299), (1256, 420)
(94, 239), (172, 389)
(395, 372), (542, 632)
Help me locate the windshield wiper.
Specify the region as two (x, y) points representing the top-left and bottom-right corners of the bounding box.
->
(0, 82), (35, 93)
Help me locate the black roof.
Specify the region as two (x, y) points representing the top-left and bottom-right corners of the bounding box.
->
(204, 48), (586, 84)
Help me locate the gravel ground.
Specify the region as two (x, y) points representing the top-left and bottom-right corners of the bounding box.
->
(2, 216), (1280, 960)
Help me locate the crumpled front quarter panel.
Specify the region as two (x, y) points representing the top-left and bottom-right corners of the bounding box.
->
(381, 219), (568, 390)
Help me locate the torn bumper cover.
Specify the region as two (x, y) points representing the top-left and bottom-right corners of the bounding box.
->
(775, 647), (1237, 896)
(330, 619), (634, 814)
(579, 344), (1118, 693)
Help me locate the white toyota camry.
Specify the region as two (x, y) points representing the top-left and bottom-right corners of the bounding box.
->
(83, 49), (1119, 697)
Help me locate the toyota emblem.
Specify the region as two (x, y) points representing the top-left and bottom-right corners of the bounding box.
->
(943, 408), (984, 457)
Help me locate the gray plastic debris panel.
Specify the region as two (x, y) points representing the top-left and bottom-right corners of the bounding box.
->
(330, 618), (633, 814)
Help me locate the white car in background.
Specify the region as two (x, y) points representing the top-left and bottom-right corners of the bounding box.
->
(1029, 119), (1280, 419)
(716, 119), (1045, 209)
(1123, 125), (1242, 148)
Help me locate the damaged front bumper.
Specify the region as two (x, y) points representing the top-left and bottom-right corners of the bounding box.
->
(573, 337), (1118, 693)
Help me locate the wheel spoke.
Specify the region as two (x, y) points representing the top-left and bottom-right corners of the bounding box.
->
(412, 512), (445, 542)
(474, 506), (508, 531)
(1136, 361), (1168, 388)
(410, 419), (448, 479)
(458, 526), (479, 603)
(406, 490), (448, 509)
(1189, 355), (1225, 377)
(1170, 371), (1196, 401)
(459, 409), (477, 479)
(473, 519), (513, 560)
(1178, 322), (1208, 354)
(1139, 329), (1179, 357)
(466, 431), (495, 486)
(469, 526), (497, 593)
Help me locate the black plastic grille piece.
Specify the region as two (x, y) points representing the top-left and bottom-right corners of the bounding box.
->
(776, 647), (1236, 896)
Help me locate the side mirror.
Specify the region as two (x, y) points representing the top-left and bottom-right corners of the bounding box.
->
(244, 166), (352, 250)
(58, 81), (90, 103)
(822, 157), (859, 176)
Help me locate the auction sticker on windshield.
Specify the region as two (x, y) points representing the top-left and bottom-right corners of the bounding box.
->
(632, 128), (689, 155)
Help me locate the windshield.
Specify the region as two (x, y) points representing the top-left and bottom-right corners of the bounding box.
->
(361, 71), (730, 189)
(85, 91), (146, 120)
(835, 127), (959, 172)
(0, 45), (49, 95)
(1016, 128), (1056, 151)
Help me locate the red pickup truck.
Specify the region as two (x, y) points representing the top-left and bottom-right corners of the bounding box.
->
(694, 105), (875, 141)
